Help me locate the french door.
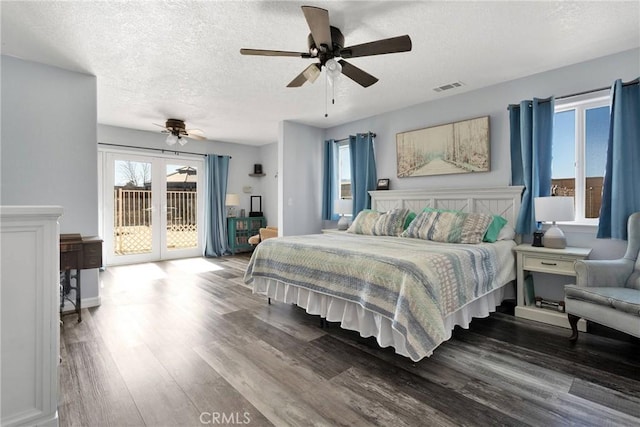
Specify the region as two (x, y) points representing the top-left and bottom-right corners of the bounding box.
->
(102, 151), (204, 265)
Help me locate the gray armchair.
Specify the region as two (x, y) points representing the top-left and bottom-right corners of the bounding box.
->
(564, 212), (640, 341)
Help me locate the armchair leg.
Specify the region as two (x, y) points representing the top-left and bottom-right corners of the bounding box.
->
(568, 314), (580, 342)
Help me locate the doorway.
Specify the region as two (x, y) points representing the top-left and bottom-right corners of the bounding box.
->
(101, 150), (204, 265)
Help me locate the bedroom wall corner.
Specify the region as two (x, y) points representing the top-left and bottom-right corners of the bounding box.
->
(280, 120), (324, 236)
(1, 55), (100, 301)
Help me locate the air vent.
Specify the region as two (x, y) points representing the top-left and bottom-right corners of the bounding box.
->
(433, 81), (464, 92)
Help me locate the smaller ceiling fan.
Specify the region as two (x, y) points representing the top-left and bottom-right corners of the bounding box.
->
(154, 119), (205, 146)
(240, 5), (412, 88)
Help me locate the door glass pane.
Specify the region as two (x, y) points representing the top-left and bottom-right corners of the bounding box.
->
(585, 106), (609, 218)
(552, 110), (576, 196)
(166, 164), (198, 251)
(113, 160), (152, 255)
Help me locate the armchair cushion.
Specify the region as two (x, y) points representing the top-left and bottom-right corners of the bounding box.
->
(565, 285), (640, 316)
(574, 259), (635, 288)
(249, 227), (278, 246)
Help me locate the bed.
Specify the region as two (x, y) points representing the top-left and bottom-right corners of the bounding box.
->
(244, 186), (523, 361)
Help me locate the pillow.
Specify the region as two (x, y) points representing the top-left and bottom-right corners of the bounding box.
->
(404, 211), (417, 230)
(420, 207), (508, 243)
(496, 223), (516, 241)
(347, 208), (411, 236)
(347, 210), (381, 235)
(402, 210), (493, 244)
(483, 215), (508, 243)
(373, 208), (411, 236)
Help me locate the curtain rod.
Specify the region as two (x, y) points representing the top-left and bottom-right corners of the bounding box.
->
(98, 142), (231, 158)
(333, 132), (377, 143)
(508, 78), (639, 110)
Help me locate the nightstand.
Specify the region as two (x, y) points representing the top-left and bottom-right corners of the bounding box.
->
(514, 244), (591, 331)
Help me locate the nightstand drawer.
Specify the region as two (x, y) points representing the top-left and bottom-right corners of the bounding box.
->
(523, 256), (576, 275)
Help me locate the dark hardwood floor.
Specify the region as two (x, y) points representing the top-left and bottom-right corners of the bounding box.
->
(59, 254), (640, 426)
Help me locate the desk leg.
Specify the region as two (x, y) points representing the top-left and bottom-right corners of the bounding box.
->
(76, 269), (82, 323)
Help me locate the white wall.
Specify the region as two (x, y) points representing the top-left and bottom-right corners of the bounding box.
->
(1, 55), (100, 303)
(98, 124), (268, 221)
(279, 121), (324, 236)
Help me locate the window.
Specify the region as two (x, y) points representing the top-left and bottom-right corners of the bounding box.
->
(552, 91), (610, 223)
(338, 143), (351, 200)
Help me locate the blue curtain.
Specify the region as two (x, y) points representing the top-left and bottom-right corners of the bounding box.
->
(204, 155), (230, 257)
(509, 97), (554, 235)
(598, 78), (640, 240)
(349, 133), (377, 217)
(321, 139), (339, 221)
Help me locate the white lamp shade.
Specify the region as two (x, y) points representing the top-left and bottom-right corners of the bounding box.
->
(325, 58), (342, 80)
(225, 193), (240, 206)
(334, 199), (352, 215)
(166, 134), (178, 146)
(534, 196), (575, 222)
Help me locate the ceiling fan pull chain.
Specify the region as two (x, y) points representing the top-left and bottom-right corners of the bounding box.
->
(332, 79), (336, 105)
(325, 72), (329, 118)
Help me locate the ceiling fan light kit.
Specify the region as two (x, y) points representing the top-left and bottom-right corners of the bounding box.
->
(240, 6), (412, 89)
(156, 118), (206, 146)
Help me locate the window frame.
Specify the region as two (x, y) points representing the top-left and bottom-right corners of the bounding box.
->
(553, 90), (610, 225)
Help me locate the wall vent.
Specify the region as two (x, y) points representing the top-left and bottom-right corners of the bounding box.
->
(433, 81), (464, 92)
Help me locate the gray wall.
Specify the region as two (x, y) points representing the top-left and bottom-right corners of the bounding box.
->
(98, 124), (270, 222)
(1, 55), (100, 303)
(279, 120), (324, 236)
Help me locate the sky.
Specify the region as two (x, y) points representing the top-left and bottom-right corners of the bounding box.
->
(552, 105), (609, 179)
(114, 162), (191, 186)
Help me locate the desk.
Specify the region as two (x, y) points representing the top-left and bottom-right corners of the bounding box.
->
(60, 234), (102, 322)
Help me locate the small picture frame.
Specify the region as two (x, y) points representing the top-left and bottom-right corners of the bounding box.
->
(376, 178), (390, 190)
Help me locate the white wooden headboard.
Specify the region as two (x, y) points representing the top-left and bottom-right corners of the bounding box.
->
(370, 186), (524, 228)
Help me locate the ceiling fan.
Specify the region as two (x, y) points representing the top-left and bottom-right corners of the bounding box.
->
(240, 5), (412, 88)
(154, 119), (205, 146)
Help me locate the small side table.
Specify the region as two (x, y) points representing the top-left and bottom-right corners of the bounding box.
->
(514, 244), (591, 331)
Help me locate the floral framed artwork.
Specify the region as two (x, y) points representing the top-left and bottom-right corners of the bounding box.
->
(396, 116), (490, 178)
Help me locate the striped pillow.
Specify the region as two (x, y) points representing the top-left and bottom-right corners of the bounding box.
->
(373, 208), (411, 236)
(347, 210), (381, 235)
(402, 211), (492, 244)
(347, 208), (411, 236)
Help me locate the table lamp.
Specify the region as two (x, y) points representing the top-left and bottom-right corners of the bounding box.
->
(534, 196), (575, 249)
(334, 199), (353, 230)
(225, 193), (240, 217)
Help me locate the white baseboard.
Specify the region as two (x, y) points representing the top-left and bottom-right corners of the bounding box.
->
(61, 296), (101, 313)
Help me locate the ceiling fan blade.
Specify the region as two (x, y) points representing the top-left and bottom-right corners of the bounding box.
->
(301, 6), (331, 49)
(185, 133), (206, 141)
(287, 63), (321, 87)
(340, 35), (412, 59)
(338, 60), (378, 88)
(152, 122), (166, 128)
(240, 48), (310, 58)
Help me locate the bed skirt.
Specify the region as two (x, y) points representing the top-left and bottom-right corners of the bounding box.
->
(253, 278), (507, 361)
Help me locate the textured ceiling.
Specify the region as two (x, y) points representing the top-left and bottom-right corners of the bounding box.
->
(2, 1), (639, 146)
